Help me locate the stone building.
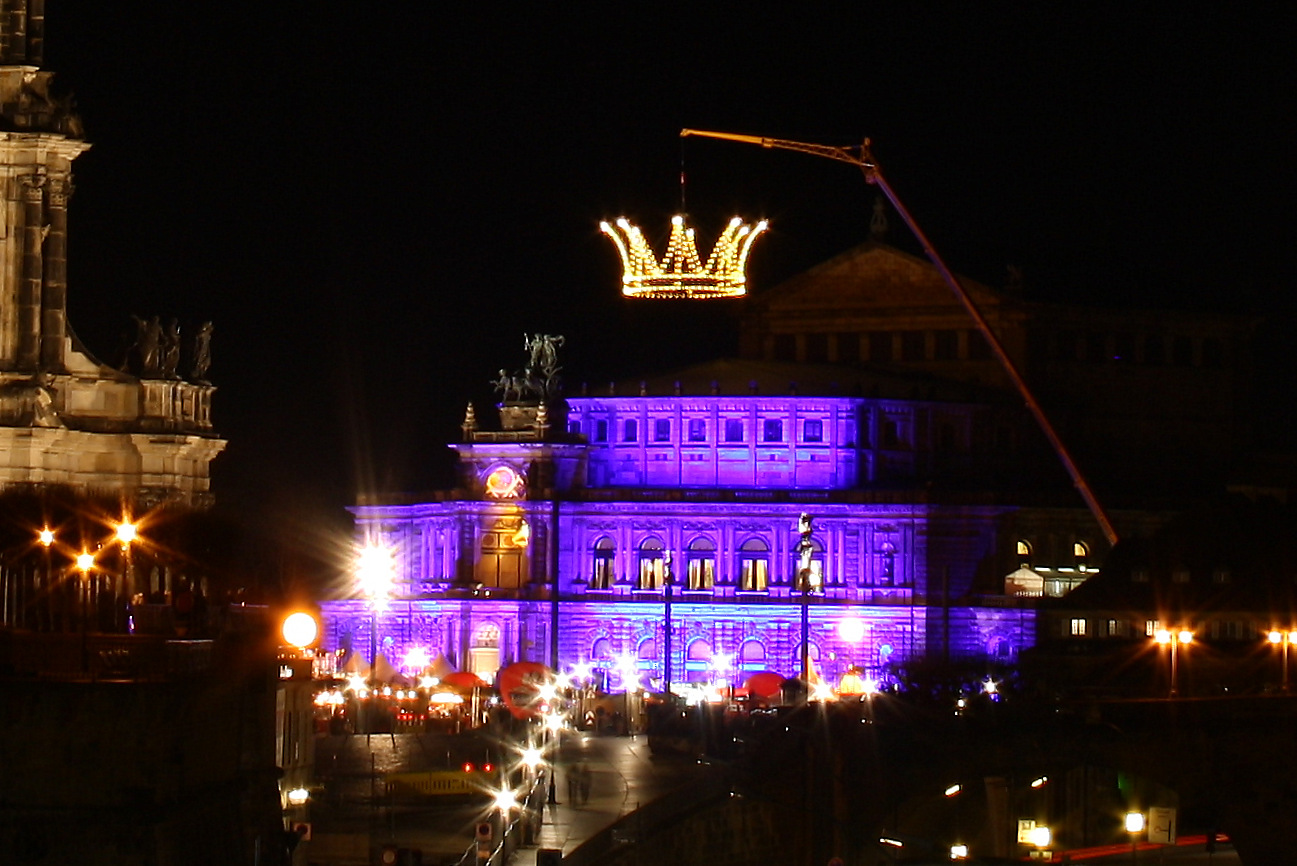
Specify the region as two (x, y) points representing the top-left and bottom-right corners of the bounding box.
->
(0, 6), (224, 508)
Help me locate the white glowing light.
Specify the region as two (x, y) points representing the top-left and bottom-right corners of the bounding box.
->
(1028, 825), (1051, 848)
(809, 680), (837, 702)
(520, 746), (544, 770)
(345, 673), (367, 693)
(944, 784), (961, 797)
(837, 617), (866, 643)
(403, 646), (431, 670)
(493, 788), (519, 812)
(286, 787), (309, 806)
(950, 843), (968, 859)
(419, 675), (439, 689)
(356, 543), (396, 610)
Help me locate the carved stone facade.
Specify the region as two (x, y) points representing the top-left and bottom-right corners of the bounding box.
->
(0, 13), (224, 507)
(322, 359), (1049, 692)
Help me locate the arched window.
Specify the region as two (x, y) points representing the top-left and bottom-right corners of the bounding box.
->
(738, 640), (766, 671)
(1017, 539), (1033, 569)
(637, 538), (666, 589)
(636, 638), (657, 660)
(591, 537), (615, 589)
(686, 537), (716, 590)
(687, 639), (713, 661)
(1073, 541), (1090, 573)
(739, 538), (769, 592)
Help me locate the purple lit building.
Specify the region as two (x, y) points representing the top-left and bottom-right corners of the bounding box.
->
(319, 354), (1040, 692)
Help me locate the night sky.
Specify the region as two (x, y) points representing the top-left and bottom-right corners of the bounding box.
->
(37, 6), (1296, 561)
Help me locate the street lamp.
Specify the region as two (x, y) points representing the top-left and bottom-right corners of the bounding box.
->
(356, 543), (395, 686)
(797, 513), (820, 686)
(1125, 810), (1145, 863)
(114, 517), (137, 632)
(1267, 629), (1297, 692)
(75, 550), (95, 672)
(1153, 628), (1193, 698)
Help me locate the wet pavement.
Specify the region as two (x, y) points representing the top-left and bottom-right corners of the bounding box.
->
(304, 730), (706, 866)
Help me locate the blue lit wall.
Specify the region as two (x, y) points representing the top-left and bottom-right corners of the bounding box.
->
(319, 391), (1036, 688)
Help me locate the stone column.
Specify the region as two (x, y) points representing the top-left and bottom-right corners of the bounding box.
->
(16, 172), (44, 371)
(39, 174), (69, 370)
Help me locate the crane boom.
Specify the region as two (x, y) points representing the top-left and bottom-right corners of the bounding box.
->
(681, 127), (1118, 546)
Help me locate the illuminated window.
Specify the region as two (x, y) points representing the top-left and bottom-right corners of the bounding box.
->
(653, 419), (671, 442)
(739, 539), (769, 592)
(1016, 540), (1032, 568)
(590, 537), (615, 589)
(1107, 619), (1121, 637)
(623, 419), (637, 442)
(636, 638), (656, 660)
(637, 538), (666, 589)
(686, 537), (716, 590)
(1073, 541), (1089, 572)
(763, 419), (783, 443)
(1145, 620), (1161, 637)
(803, 419), (823, 443)
(687, 418), (706, 442)
(1070, 618), (1087, 637)
(724, 419), (744, 442)
(687, 639), (712, 662)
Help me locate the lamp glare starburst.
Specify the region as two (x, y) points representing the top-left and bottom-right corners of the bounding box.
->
(601, 214), (768, 299)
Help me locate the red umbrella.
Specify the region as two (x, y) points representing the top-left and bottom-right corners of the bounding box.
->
(441, 671), (486, 690)
(743, 671), (784, 699)
(497, 661), (553, 720)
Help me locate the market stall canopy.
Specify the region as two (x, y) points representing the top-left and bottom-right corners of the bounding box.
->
(743, 671), (784, 699)
(441, 671), (488, 690)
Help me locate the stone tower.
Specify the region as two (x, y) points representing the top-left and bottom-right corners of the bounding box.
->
(0, 4), (225, 506)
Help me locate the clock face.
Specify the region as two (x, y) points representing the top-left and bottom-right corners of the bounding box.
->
(484, 465), (525, 499)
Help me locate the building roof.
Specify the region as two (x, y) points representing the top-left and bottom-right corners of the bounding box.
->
(574, 357), (1015, 406)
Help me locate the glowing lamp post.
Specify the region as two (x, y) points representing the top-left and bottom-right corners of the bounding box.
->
(1126, 810), (1145, 863)
(282, 612), (319, 651)
(356, 543), (395, 686)
(75, 550), (95, 672)
(1153, 628), (1193, 698)
(1268, 629), (1297, 692)
(796, 513), (821, 687)
(114, 518), (137, 632)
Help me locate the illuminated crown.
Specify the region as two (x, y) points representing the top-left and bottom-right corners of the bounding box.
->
(600, 215), (768, 299)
